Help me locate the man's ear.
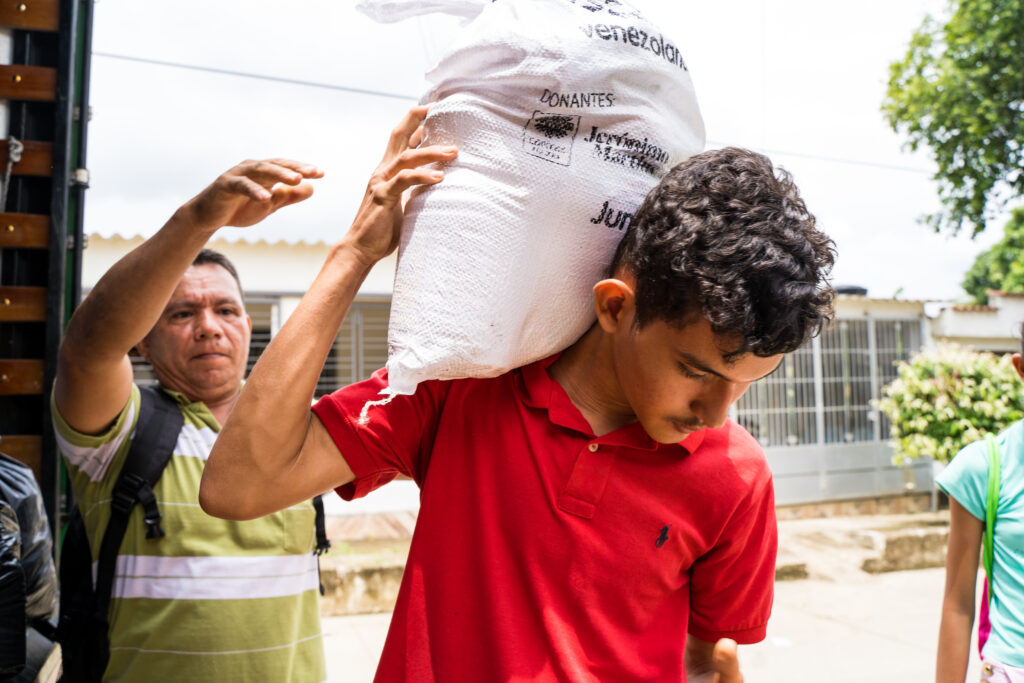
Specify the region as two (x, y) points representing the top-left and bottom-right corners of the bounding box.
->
(1013, 353), (1024, 382)
(134, 338), (150, 363)
(593, 278), (635, 334)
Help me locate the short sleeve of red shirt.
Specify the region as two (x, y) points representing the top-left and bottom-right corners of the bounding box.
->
(686, 459), (777, 645)
(311, 369), (448, 501)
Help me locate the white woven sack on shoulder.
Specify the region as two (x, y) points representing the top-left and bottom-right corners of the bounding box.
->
(358, 0), (705, 397)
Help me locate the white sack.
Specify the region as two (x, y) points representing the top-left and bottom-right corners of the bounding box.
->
(358, 0), (705, 396)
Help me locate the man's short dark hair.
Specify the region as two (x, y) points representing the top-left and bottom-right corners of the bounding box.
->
(193, 248), (244, 299)
(610, 147), (835, 359)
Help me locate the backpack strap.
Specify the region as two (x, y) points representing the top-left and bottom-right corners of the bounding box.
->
(313, 495), (330, 556)
(983, 433), (1001, 601)
(312, 494), (331, 596)
(92, 385), (183, 622)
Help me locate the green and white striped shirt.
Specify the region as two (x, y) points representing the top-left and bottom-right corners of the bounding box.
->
(52, 385), (326, 682)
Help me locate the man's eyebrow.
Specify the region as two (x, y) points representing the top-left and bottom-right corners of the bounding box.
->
(678, 352), (734, 381)
(164, 297), (241, 311)
(678, 351), (781, 383)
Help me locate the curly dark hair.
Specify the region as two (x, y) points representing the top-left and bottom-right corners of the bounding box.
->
(610, 147), (835, 359)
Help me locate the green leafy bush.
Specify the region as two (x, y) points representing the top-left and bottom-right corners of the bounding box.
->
(962, 208), (1024, 304)
(878, 345), (1023, 464)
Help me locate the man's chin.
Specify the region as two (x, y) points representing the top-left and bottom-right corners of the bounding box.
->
(172, 374), (242, 402)
(643, 421), (702, 445)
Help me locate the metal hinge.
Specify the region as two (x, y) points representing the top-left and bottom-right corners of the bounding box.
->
(71, 168), (90, 188)
(66, 234), (89, 250)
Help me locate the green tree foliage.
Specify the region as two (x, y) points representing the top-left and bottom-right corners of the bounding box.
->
(882, 0), (1024, 237)
(878, 346), (1023, 463)
(962, 207), (1024, 303)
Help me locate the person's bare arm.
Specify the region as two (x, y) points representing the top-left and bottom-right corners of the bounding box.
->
(936, 498), (983, 683)
(54, 160), (322, 435)
(685, 636), (743, 683)
(200, 106), (457, 521)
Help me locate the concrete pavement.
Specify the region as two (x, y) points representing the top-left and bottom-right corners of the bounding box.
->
(744, 567), (981, 682)
(320, 566), (983, 682)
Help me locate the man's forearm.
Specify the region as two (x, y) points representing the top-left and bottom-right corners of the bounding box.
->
(201, 239), (373, 518)
(62, 207), (216, 368)
(54, 207), (219, 435)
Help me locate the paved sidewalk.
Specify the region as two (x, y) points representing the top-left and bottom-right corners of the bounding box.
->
(321, 612), (389, 682)
(321, 566), (983, 682)
(744, 567), (981, 682)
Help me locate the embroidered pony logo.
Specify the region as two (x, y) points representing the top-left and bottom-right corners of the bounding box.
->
(655, 524), (671, 548)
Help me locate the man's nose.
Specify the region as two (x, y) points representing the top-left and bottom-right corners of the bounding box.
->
(194, 309), (222, 339)
(691, 380), (735, 430)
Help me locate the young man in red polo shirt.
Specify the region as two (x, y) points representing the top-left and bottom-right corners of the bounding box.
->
(200, 106), (835, 681)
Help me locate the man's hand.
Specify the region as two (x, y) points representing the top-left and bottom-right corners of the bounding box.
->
(202, 107), (458, 520)
(344, 104), (458, 266)
(686, 637), (744, 683)
(181, 158), (324, 233)
(711, 639), (743, 683)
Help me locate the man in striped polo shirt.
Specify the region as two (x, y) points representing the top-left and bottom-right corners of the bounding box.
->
(52, 159), (327, 682)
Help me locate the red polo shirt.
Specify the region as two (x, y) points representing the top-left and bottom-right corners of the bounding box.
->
(312, 356), (776, 682)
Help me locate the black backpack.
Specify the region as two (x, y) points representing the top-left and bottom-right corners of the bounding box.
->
(56, 386), (330, 682)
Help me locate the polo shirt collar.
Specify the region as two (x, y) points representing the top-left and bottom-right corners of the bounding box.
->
(515, 355), (706, 454)
(154, 381), (244, 431)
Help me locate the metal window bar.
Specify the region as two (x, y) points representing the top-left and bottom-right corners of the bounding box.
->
(874, 319), (922, 439)
(734, 344), (817, 447)
(315, 299), (391, 397)
(726, 316), (927, 448)
(820, 319), (874, 443)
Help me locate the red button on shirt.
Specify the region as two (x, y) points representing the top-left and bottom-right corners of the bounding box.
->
(312, 355), (776, 682)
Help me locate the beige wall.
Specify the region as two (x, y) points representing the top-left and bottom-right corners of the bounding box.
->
(83, 235), (397, 297)
(833, 296), (926, 321)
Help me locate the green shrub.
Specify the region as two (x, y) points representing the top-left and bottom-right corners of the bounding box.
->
(878, 345), (1023, 464)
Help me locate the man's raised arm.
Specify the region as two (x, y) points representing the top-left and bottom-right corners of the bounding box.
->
(200, 106), (457, 521)
(54, 160), (322, 435)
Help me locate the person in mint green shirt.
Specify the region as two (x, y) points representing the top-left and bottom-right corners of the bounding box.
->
(936, 343), (1024, 682)
(52, 159), (327, 682)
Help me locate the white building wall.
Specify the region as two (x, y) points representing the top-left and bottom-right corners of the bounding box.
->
(930, 292), (1024, 353)
(834, 296), (926, 321)
(82, 235), (397, 297)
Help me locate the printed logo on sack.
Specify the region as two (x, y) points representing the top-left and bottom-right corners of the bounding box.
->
(568, 0), (645, 20)
(583, 126), (669, 176)
(523, 111), (581, 166)
(589, 200), (633, 231)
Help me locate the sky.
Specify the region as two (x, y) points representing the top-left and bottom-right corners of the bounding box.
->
(83, 0), (1010, 302)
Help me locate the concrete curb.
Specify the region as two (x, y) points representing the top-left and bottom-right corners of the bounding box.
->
(321, 564), (404, 616)
(858, 525), (949, 573)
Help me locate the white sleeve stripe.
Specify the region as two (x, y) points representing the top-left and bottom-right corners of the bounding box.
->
(56, 400), (138, 483)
